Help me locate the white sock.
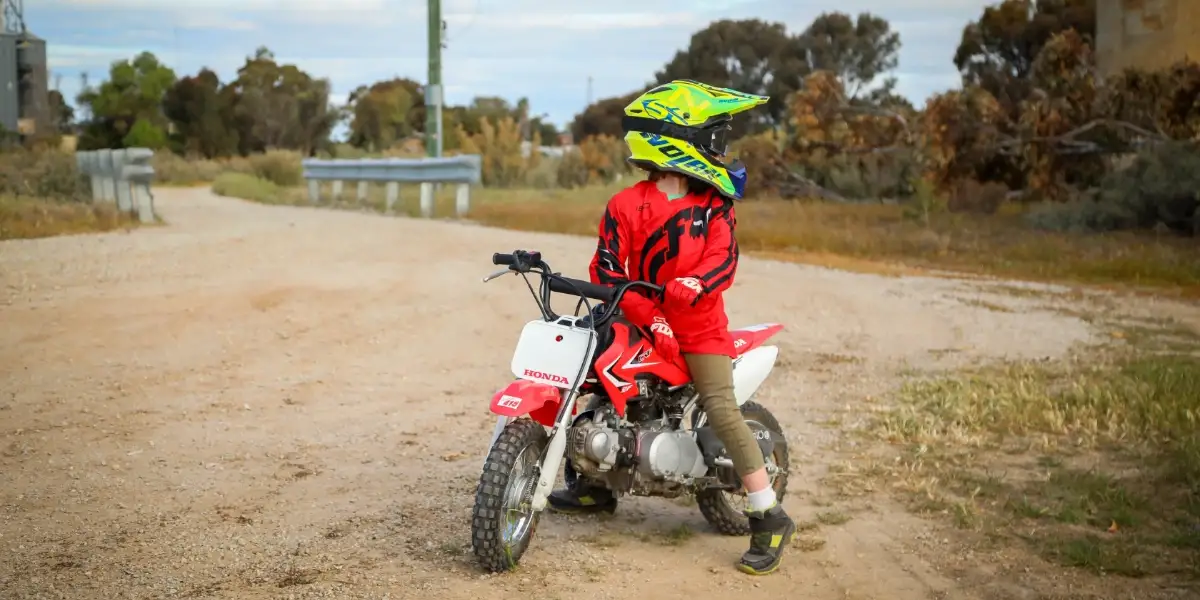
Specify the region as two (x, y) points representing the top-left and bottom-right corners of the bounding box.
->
(747, 488), (776, 511)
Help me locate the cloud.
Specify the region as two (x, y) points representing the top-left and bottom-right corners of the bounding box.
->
(30, 0), (997, 127)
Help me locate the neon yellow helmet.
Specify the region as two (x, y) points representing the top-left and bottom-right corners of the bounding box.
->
(622, 79), (768, 199)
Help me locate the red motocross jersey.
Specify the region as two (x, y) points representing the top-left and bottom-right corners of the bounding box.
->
(588, 179), (739, 357)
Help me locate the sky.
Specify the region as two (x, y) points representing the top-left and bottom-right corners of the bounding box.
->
(26, 0), (997, 136)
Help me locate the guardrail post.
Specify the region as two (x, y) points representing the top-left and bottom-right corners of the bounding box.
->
(121, 148), (156, 224)
(76, 151), (103, 201)
(307, 180), (320, 203)
(455, 184), (470, 217)
(111, 149), (134, 212)
(385, 182), (400, 212)
(356, 181), (368, 203)
(95, 149), (115, 202)
(332, 180), (344, 200)
(419, 183), (434, 218)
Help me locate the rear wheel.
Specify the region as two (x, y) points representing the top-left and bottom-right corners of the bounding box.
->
(471, 417), (549, 572)
(695, 401), (790, 536)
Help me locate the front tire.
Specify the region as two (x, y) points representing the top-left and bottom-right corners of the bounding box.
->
(471, 417), (549, 572)
(695, 401), (790, 536)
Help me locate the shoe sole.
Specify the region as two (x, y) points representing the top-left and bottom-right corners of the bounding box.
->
(735, 527), (799, 576)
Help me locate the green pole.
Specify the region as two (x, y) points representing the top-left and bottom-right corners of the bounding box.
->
(425, 0), (442, 158)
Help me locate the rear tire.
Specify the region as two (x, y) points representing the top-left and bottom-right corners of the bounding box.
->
(695, 401), (790, 536)
(470, 417), (549, 572)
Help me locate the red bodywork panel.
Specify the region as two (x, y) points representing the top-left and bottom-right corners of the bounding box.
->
(593, 322), (691, 417)
(731, 323), (784, 357)
(592, 321), (785, 417)
(493, 322), (785, 423)
(489, 379), (563, 427)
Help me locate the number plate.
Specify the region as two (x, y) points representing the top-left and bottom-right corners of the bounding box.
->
(510, 319), (595, 389)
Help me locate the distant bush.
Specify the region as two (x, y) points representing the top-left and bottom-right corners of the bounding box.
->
(247, 150), (304, 187)
(211, 172), (289, 205)
(0, 147), (90, 202)
(947, 179), (1009, 215)
(556, 134), (630, 189)
(1027, 142), (1200, 235)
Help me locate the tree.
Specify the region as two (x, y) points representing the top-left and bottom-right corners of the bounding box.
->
(162, 68), (239, 158)
(224, 47), (338, 155)
(531, 117), (559, 145)
(953, 0), (1095, 115)
(346, 77), (423, 151)
(654, 19), (804, 128)
(1018, 28), (1103, 200)
(797, 12), (901, 100)
(47, 90), (73, 133)
(570, 90), (643, 141)
(75, 51), (177, 149)
(461, 96), (519, 135)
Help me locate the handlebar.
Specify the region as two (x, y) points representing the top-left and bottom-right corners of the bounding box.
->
(548, 277), (662, 304)
(490, 248), (662, 306)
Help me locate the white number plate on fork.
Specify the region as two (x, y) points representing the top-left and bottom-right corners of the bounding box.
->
(510, 319), (595, 389)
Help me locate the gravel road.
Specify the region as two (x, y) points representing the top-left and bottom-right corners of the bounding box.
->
(3, 187), (1157, 600)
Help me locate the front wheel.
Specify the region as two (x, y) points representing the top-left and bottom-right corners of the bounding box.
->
(471, 417), (549, 572)
(695, 401), (790, 536)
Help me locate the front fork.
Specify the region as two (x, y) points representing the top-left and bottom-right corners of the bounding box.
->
(480, 389), (582, 512)
(530, 389), (579, 511)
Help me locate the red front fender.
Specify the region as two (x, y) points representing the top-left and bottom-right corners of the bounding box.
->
(489, 379), (563, 427)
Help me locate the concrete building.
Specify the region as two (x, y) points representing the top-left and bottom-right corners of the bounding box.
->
(1095, 0), (1200, 78)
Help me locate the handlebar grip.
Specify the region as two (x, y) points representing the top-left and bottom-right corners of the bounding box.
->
(548, 277), (615, 303)
(492, 253), (516, 266)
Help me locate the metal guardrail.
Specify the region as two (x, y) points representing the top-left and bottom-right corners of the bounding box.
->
(74, 148), (157, 224)
(300, 155), (482, 218)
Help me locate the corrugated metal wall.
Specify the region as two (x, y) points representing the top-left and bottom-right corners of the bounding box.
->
(0, 35), (17, 133)
(16, 34), (47, 134)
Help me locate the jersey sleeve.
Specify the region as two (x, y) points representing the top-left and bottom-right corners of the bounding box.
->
(688, 199), (739, 297)
(588, 195), (660, 326)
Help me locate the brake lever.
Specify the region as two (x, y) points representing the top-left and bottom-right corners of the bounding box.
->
(481, 268), (512, 283)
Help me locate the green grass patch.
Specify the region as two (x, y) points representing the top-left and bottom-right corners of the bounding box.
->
(861, 320), (1200, 579)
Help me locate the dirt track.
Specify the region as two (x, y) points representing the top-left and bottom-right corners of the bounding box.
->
(0, 188), (1141, 599)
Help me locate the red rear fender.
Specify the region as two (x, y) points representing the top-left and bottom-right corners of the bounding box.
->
(489, 379), (562, 427)
(731, 323), (784, 356)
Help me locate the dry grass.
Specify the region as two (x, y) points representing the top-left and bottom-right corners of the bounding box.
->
(850, 321), (1200, 579)
(153, 150), (303, 187)
(0, 195), (135, 240)
(466, 187), (1200, 296)
(205, 172), (1200, 295)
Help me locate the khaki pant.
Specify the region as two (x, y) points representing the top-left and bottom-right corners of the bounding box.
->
(684, 353), (765, 477)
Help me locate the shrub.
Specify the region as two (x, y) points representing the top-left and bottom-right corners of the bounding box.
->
(247, 150), (304, 187)
(0, 194), (129, 240)
(947, 179), (1009, 215)
(0, 147), (90, 202)
(211, 172), (286, 204)
(1026, 142), (1200, 234)
(556, 147), (589, 189)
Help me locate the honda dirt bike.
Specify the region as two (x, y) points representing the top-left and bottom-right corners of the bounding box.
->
(470, 249), (790, 573)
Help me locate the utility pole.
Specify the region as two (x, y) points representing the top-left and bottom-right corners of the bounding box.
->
(425, 0), (443, 158)
(586, 75), (593, 106)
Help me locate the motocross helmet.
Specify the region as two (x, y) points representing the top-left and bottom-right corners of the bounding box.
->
(621, 79), (768, 200)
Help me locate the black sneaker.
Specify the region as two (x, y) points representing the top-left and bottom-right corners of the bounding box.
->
(736, 504), (797, 575)
(546, 485), (617, 515)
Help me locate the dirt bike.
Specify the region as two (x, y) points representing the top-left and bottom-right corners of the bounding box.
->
(470, 249), (790, 572)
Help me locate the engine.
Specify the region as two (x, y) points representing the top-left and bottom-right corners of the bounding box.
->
(566, 404), (710, 496)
